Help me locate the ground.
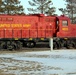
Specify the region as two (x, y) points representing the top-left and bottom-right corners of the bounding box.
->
(0, 49), (76, 75)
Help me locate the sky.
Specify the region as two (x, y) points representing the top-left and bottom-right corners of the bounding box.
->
(20, 0), (66, 15)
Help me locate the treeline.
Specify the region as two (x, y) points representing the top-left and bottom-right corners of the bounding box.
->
(0, 0), (56, 15)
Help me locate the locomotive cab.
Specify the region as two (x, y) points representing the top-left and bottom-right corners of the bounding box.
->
(53, 15), (76, 49)
(56, 15), (70, 37)
(53, 15), (71, 49)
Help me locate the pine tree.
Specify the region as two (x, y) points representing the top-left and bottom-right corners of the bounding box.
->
(0, 0), (24, 14)
(65, 0), (76, 23)
(0, 0), (4, 13)
(59, 8), (67, 15)
(27, 0), (55, 15)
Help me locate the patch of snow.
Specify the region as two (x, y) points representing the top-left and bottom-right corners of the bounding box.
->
(0, 50), (76, 75)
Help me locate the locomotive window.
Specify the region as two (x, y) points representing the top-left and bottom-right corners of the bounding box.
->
(62, 21), (68, 26)
(45, 18), (50, 22)
(2, 18), (6, 21)
(45, 18), (54, 22)
(7, 18), (13, 21)
(57, 21), (59, 25)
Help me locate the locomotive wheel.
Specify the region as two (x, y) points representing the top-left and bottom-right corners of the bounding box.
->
(66, 43), (73, 49)
(6, 41), (22, 50)
(16, 41), (22, 50)
(66, 41), (75, 49)
(53, 41), (58, 49)
(12, 41), (17, 50)
(26, 42), (36, 48)
(53, 41), (60, 49)
(0, 41), (6, 50)
(7, 41), (15, 50)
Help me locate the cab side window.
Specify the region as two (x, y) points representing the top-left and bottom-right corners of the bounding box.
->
(57, 21), (59, 25)
(62, 21), (68, 26)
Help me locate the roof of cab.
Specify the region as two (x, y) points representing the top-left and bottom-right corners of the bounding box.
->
(57, 15), (70, 20)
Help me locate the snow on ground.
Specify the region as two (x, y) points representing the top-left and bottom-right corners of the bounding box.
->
(0, 49), (76, 75)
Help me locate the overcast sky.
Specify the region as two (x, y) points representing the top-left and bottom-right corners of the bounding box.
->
(20, 0), (66, 15)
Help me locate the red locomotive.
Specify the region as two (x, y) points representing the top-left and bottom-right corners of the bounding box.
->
(0, 14), (75, 50)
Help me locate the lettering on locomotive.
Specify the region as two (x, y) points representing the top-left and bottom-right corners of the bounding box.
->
(11, 24), (22, 27)
(62, 28), (68, 31)
(0, 24), (31, 28)
(0, 24), (10, 27)
(23, 24), (31, 27)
